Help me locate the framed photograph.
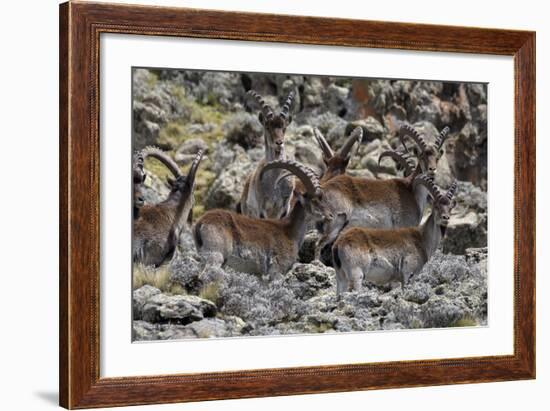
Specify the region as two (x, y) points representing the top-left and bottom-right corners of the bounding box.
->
(59, 1), (535, 409)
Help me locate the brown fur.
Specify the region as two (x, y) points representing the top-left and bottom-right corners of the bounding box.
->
(334, 226), (425, 259)
(195, 208), (299, 256)
(323, 175), (415, 208)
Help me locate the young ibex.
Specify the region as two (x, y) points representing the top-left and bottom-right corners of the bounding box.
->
(194, 160), (333, 280)
(132, 146), (182, 219)
(133, 151), (203, 267)
(313, 126), (363, 182)
(332, 175), (457, 295)
(238, 90), (296, 219)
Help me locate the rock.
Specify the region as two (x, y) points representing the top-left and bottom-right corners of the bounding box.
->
(185, 316), (247, 338)
(174, 138), (209, 165)
(285, 261), (335, 299)
(141, 172), (170, 205)
(325, 83), (349, 116)
(141, 293), (217, 324)
(223, 112), (263, 149)
(133, 285), (161, 319)
(169, 254), (202, 293)
(205, 153), (255, 210)
(406, 82), (443, 125)
(133, 320), (197, 341)
(175, 137), (208, 156)
(446, 122), (487, 188)
(346, 117), (386, 142)
(442, 182), (487, 254)
(403, 282), (432, 304)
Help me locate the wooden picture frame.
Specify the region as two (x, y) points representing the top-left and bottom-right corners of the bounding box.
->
(59, 1), (535, 408)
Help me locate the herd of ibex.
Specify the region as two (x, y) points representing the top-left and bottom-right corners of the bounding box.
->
(133, 89), (457, 295)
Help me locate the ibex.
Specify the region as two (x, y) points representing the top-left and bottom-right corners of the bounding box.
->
(237, 90), (296, 219)
(332, 175), (457, 295)
(133, 151), (203, 267)
(379, 124), (450, 178)
(306, 124), (450, 260)
(132, 146), (182, 219)
(313, 126), (363, 182)
(194, 160), (333, 281)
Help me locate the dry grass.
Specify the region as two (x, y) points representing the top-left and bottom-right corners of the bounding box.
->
(133, 264), (185, 295)
(199, 282), (221, 304)
(450, 315), (478, 327)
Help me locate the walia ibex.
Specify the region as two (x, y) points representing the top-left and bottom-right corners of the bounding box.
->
(332, 175), (458, 295)
(194, 160), (333, 281)
(379, 124), (450, 178)
(313, 126), (363, 182)
(305, 124), (451, 260)
(237, 90), (296, 219)
(132, 146), (182, 219)
(133, 150), (203, 267)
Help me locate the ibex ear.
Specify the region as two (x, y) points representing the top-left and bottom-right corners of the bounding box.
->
(287, 115), (293, 125)
(258, 112), (264, 125)
(166, 176), (175, 187)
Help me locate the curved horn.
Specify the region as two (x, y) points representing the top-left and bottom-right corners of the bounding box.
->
(338, 126), (363, 159)
(435, 126), (450, 150)
(313, 127), (335, 159)
(186, 150), (204, 187)
(261, 160), (321, 197)
(413, 174), (445, 203)
(399, 124), (429, 154)
(378, 150), (416, 176)
(139, 146), (181, 178)
(446, 179), (458, 201)
(247, 90), (274, 120)
(279, 90), (295, 120)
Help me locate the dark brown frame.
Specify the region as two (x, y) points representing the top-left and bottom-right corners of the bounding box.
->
(59, 1), (535, 409)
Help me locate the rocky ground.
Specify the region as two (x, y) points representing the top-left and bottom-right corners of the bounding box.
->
(132, 68), (488, 340)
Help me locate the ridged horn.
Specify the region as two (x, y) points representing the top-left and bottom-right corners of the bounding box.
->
(378, 150), (416, 176)
(186, 150), (204, 187)
(399, 124), (430, 154)
(279, 90), (295, 120)
(338, 126), (363, 158)
(313, 127), (335, 159)
(446, 180), (458, 201)
(413, 174), (445, 203)
(261, 160), (321, 197)
(435, 126), (450, 150)
(247, 90), (274, 120)
(138, 146), (181, 178)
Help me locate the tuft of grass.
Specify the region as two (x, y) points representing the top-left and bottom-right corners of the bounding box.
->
(450, 316), (478, 328)
(199, 282), (221, 304)
(145, 70), (158, 88)
(133, 264), (184, 295)
(157, 122), (186, 149)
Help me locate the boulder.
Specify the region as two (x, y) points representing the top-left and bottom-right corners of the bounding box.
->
(346, 117), (386, 143)
(140, 293), (217, 324)
(285, 261), (335, 299)
(205, 153), (255, 210)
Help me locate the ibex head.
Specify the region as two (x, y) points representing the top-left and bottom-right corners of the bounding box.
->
(248, 90), (294, 159)
(413, 174), (458, 228)
(132, 146), (183, 218)
(167, 150), (203, 198)
(261, 160), (333, 223)
(400, 124), (450, 176)
(314, 126), (363, 180)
